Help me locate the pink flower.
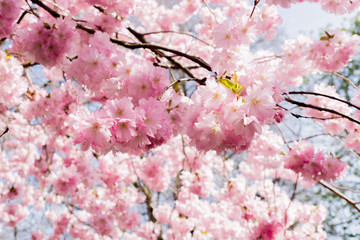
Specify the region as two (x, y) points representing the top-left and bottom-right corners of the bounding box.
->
(53, 165), (80, 195)
(244, 84), (276, 123)
(265, 0), (293, 8)
(91, 213), (118, 237)
(345, 130), (360, 153)
(138, 155), (171, 191)
(31, 230), (44, 240)
(0, 203), (28, 227)
(255, 4), (282, 40)
(213, 21), (238, 49)
(254, 220), (283, 240)
(0, 0), (22, 38)
(73, 111), (113, 152)
(285, 142), (347, 185)
(137, 97), (173, 148)
(18, 16), (77, 67)
(231, 12), (257, 45)
(0, 51), (27, 106)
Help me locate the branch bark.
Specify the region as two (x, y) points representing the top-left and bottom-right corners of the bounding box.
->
(288, 91), (360, 111)
(319, 180), (360, 213)
(31, 0), (211, 83)
(31, 0), (61, 18)
(284, 97), (360, 126)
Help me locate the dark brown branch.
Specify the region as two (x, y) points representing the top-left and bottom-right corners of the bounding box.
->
(17, 9), (40, 24)
(75, 23), (96, 34)
(124, 29), (197, 79)
(284, 97), (360, 126)
(0, 127), (9, 138)
(277, 103), (342, 121)
(110, 36), (212, 73)
(290, 112), (341, 121)
(22, 61), (38, 68)
(31, 0), (61, 18)
(153, 62), (201, 70)
(30, 0), (211, 83)
(17, 11), (28, 24)
(94, 5), (106, 13)
(288, 91), (360, 111)
(126, 27), (211, 79)
(133, 182), (158, 224)
(249, 0), (260, 18)
(319, 180), (360, 213)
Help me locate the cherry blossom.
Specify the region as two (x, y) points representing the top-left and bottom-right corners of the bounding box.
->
(0, 0), (359, 239)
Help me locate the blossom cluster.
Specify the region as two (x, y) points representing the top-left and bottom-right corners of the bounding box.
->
(0, 0), (359, 239)
(184, 78), (277, 153)
(0, 51), (27, 107)
(284, 141), (347, 184)
(266, 0), (360, 14)
(72, 97), (173, 154)
(18, 17), (77, 67)
(0, 0), (22, 38)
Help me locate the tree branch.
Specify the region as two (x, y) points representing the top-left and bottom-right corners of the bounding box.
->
(249, 0), (260, 18)
(142, 30), (213, 47)
(30, 0), (212, 83)
(158, 77), (205, 100)
(153, 62), (201, 70)
(330, 71), (359, 90)
(0, 127), (9, 138)
(319, 180), (360, 213)
(31, 0), (61, 18)
(110, 36), (212, 73)
(288, 91), (360, 111)
(126, 27), (211, 76)
(284, 97), (360, 126)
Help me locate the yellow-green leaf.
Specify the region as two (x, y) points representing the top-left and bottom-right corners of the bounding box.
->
(219, 78), (235, 89)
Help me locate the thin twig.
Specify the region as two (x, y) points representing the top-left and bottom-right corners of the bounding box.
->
(201, 0), (218, 24)
(284, 174), (299, 231)
(284, 97), (360, 126)
(330, 183), (360, 193)
(319, 180), (360, 213)
(157, 77), (204, 100)
(278, 103), (343, 121)
(0, 127), (9, 138)
(290, 112), (341, 121)
(44, 0), (70, 14)
(288, 91), (360, 111)
(287, 133), (330, 143)
(249, 0), (260, 18)
(330, 71), (359, 90)
(142, 30), (213, 47)
(274, 123), (290, 149)
(126, 28), (212, 72)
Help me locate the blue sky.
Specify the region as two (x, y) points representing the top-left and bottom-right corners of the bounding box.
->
(278, 2), (359, 38)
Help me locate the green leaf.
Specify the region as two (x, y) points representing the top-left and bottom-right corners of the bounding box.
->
(43, 22), (51, 29)
(320, 36), (329, 41)
(219, 77), (244, 94)
(234, 85), (243, 94)
(320, 31), (334, 41)
(218, 78), (235, 89)
(172, 82), (180, 93)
